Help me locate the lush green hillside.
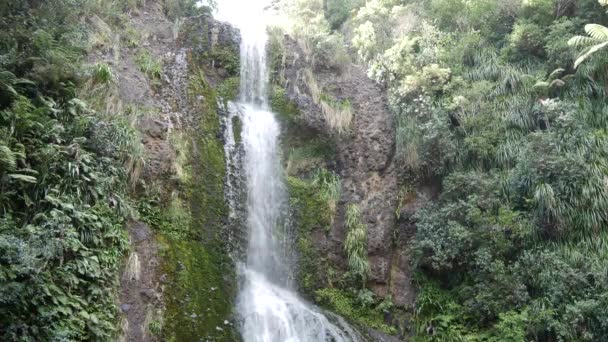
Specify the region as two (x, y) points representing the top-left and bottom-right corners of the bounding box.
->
(0, 1), (213, 340)
(278, 0), (608, 340)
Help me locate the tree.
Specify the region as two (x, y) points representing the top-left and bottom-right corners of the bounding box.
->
(568, 24), (608, 68)
(568, 0), (608, 68)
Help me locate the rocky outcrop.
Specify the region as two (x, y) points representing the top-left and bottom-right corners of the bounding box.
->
(277, 36), (414, 306)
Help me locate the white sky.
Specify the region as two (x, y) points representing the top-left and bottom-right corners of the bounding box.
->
(215, 0), (270, 25)
(214, 0), (287, 31)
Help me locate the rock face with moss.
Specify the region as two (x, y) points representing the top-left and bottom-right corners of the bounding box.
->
(96, 3), (243, 340)
(270, 35), (413, 310)
(154, 12), (241, 342)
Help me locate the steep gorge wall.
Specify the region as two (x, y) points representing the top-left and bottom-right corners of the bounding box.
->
(271, 34), (415, 329)
(86, 3), (242, 340)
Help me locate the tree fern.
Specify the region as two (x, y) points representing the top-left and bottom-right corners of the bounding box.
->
(568, 24), (608, 68)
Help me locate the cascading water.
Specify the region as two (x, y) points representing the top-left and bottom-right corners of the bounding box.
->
(217, 1), (362, 341)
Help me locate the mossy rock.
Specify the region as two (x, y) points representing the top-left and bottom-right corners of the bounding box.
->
(159, 235), (238, 341)
(315, 288), (397, 336)
(270, 85), (299, 123)
(287, 176), (332, 296)
(188, 69), (229, 246)
(217, 76), (240, 105)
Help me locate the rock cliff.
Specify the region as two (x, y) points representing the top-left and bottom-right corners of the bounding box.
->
(87, 2), (241, 340)
(274, 35), (415, 309)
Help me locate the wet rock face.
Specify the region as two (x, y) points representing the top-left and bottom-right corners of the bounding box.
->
(180, 12), (240, 51)
(179, 12), (241, 83)
(278, 36), (414, 305)
(140, 118), (174, 181)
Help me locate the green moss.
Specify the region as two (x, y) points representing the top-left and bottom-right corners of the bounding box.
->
(159, 235), (238, 341)
(209, 46), (240, 76)
(142, 68), (236, 341)
(188, 69), (229, 248)
(232, 115), (242, 144)
(315, 288), (397, 335)
(281, 125), (335, 177)
(270, 85), (299, 123)
(287, 176), (332, 296)
(217, 76), (240, 105)
(138, 196), (192, 240)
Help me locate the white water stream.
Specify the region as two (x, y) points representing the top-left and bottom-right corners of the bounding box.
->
(216, 1), (362, 341)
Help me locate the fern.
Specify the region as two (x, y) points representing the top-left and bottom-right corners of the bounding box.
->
(569, 24), (608, 68)
(0, 144), (17, 172)
(344, 204), (370, 284)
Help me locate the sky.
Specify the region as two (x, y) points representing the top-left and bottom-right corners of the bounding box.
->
(215, 0), (271, 26)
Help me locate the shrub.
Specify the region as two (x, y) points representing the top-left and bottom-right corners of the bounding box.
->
(315, 288), (396, 334)
(311, 168), (342, 224)
(325, 0), (363, 29)
(135, 50), (163, 79)
(545, 18), (581, 69)
(505, 20), (546, 59)
(91, 62), (116, 84)
(313, 33), (351, 71)
(344, 204), (370, 283)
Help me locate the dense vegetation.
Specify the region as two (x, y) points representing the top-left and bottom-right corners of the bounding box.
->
(278, 0), (608, 340)
(0, 1), (140, 339)
(0, 0), (218, 340)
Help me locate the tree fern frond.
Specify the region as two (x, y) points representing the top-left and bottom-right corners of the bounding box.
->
(574, 41), (608, 68)
(585, 24), (608, 41)
(0, 145), (17, 171)
(8, 174), (37, 183)
(550, 79), (566, 88)
(568, 36), (598, 47)
(548, 68), (566, 80)
(533, 81), (550, 91)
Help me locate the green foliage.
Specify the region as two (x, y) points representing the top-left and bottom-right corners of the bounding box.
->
(319, 0), (608, 338)
(0, 78), (136, 341)
(158, 235), (238, 341)
(216, 76), (240, 107)
(90, 62), (116, 85)
(209, 47), (240, 76)
(232, 116), (242, 144)
(324, 0), (362, 29)
(270, 85), (299, 123)
(286, 0), (351, 71)
(0, 1), (241, 341)
(503, 20), (546, 60)
(162, 0), (216, 20)
(314, 33), (351, 71)
(287, 175), (333, 295)
(344, 204), (370, 284)
(568, 23), (608, 68)
(315, 288), (397, 334)
(135, 50), (163, 80)
(319, 93), (353, 135)
(139, 196), (191, 240)
(413, 275), (481, 341)
(188, 70), (229, 247)
(545, 18), (582, 69)
(311, 168), (342, 224)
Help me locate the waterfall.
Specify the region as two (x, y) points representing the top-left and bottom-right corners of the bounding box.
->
(217, 2), (362, 341)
